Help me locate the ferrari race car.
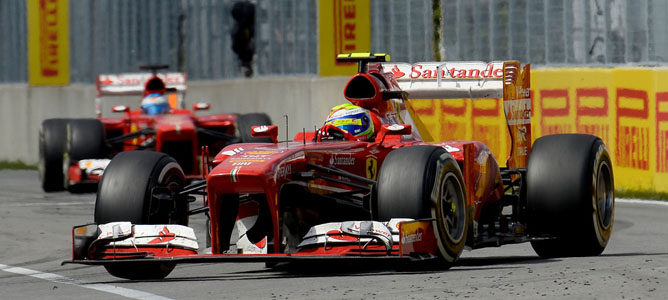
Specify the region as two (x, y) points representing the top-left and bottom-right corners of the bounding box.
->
(39, 65), (272, 192)
(64, 54), (615, 279)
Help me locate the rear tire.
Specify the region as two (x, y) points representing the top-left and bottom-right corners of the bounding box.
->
(236, 113), (273, 143)
(376, 146), (468, 266)
(527, 134), (615, 258)
(95, 151), (187, 279)
(39, 119), (69, 192)
(64, 119), (106, 191)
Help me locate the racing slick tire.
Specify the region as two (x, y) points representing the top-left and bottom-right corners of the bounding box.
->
(63, 119), (106, 192)
(236, 113), (273, 143)
(376, 145), (468, 266)
(527, 134), (615, 258)
(95, 151), (187, 279)
(39, 118), (70, 192)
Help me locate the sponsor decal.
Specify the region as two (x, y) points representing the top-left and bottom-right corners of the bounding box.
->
(402, 228), (424, 243)
(28, 0), (70, 85)
(399, 220), (436, 256)
(390, 63), (504, 80)
(98, 73), (186, 86)
(230, 158), (267, 163)
(228, 153), (273, 163)
(221, 147), (244, 156)
(148, 226), (176, 244)
(504, 98), (532, 125)
(246, 150), (278, 155)
(276, 164), (292, 180)
(365, 157), (377, 180)
(232, 162), (252, 166)
(330, 154), (355, 166)
(253, 126), (270, 133)
(391, 65), (405, 78)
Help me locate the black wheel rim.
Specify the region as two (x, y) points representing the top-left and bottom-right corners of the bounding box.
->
(596, 161), (614, 229)
(440, 173), (466, 243)
(147, 162), (186, 224)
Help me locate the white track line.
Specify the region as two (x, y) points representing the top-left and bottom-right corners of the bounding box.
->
(0, 201), (95, 207)
(617, 198), (668, 206)
(0, 264), (173, 300)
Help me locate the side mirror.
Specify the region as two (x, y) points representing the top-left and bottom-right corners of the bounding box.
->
(251, 125), (279, 143)
(112, 105), (130, 113)
(375, 124), (412, 144)
(193, 102), (210, 111)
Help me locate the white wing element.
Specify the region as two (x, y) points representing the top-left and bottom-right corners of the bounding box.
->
(96, 223), (199, 251)
(379, 62), (506, 99)
(297, 219), (414, 249)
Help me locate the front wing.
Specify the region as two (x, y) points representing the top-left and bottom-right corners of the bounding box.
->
(63, 219), (440, 266)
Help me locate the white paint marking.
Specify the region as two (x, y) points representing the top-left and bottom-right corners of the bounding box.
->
(0, 263), (173, 300)
(617, 198), (668, 206)
(0, 201), (95, 207)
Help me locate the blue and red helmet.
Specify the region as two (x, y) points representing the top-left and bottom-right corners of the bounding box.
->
(141, 93), (170, 115)
(323, 103), (379, 141)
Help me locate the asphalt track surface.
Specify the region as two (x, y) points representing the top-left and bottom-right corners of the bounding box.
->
(1, 170), (667, 299)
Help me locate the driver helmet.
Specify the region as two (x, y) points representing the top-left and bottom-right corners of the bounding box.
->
(141, 93), (170, 115)
(323, 103), (378, 141)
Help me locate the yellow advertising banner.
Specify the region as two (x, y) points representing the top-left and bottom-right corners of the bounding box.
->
(319, 0), (370, 76)
(27, 0), (70, 85)
(408, 67), (668, 193)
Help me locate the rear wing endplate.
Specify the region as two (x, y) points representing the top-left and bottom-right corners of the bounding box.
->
(379, 61), (532, 168)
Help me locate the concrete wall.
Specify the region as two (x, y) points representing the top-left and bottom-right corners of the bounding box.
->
(0, 77), (348, 164)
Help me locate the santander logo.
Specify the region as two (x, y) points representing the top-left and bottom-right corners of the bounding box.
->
(390, 63), (503, 80)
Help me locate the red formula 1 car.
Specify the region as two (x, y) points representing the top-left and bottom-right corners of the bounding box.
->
(65, 54), (615, 280)
(39, 65), (272, 192)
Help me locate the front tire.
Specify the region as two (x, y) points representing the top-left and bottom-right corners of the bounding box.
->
(376, 146), (468, 265)
(39, 119), (69, 192)
(95, 151), (187, 279)
(64, 119), (106, 192)
(527, 134), (615, 258)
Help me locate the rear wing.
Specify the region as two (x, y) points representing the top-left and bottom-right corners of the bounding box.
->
(96, 72), (186, 96)
(379, 61), (531, 169)
(95, 72), (187, 116)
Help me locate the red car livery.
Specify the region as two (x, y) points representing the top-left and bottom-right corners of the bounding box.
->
(64, 55), (615, 280)
(39, 65), (271, 192)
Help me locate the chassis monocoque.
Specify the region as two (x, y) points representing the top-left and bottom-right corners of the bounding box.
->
(39, 65), (272, 192)
(65, 54), (615, 280)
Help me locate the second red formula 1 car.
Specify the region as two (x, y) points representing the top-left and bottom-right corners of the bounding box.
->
(65, 54), (615, 279)
(39, 65), (272, 192)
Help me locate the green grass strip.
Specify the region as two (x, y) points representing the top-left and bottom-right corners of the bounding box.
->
(0, 161), (37, 170)
(615, 189), (668, 201)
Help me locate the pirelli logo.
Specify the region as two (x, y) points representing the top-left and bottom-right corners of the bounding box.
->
(657, 92), (668, 173)
(616, 88), (649, 170)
